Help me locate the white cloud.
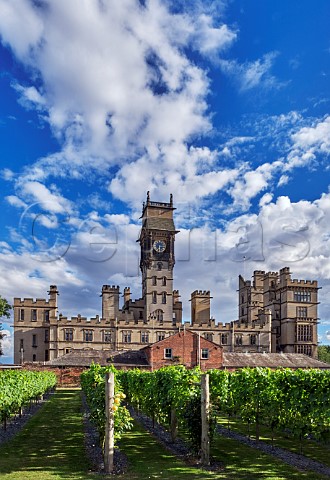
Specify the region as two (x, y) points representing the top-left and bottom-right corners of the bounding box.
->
(6, 195), (27, 209)
(0, 0), (44, 59)
(259, 193), (273, 207)
(1, 168), (15, 181)
(219, 51), (282, 92)
(0, 329), (13, 361)
(277, 175), (289, 187)
(192, 15), (237, 57)
(221, 113), (330, 211)
(0, 0), (237, 209)
(20, 181), (73, 214)
(13, 84), (46, 110)
(3, 188), (330, 363)
(285, 115), (330, 170)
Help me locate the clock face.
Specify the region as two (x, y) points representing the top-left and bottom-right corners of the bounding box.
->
(153, 240), (166, 253)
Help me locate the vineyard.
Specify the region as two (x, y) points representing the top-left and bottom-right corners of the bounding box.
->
(0, 369), (57, 429)
(0, 365), (329, 478)
(81, 364), (330, 464)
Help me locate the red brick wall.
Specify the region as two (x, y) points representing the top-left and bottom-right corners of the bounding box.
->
(22, 363), (86, 386)
(145, 331), (223, 370)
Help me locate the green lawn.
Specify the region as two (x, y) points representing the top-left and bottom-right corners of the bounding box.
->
(0, 389), (96, 480)
(0, 390), (328, 480)
(117, 422), (330, 480)
(217, 414), (330, 468)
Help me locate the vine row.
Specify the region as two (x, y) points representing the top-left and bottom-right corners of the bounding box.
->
(119, 366), (330, 450)
(80, 363), (132, 448)
(0, 369), (57, 428)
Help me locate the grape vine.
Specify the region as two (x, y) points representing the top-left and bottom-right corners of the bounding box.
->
(80, 363), (132, 447)
(0, 369), (57, 428)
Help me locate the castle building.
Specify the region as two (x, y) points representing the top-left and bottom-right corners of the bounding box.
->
(238, 268), (319, 357)
(13, 194), (319, 363)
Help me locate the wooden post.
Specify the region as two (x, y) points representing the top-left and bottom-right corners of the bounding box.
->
(201, 373), (210, 465)
(170, 408), (178, 441)
(104, 371), (115, 474)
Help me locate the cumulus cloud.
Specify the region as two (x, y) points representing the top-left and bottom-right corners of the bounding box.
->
(3, 188), (330, 362)
(0, 0), (238, 208)
(286, 115), (330, 170)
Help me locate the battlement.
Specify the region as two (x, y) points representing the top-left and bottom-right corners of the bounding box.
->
(264, 271), (278, 277)
(14, 297), (51, 306)
(102, 285), (120, 293)
(290, 279), (317, 286)
(191, 290), (211, 297)
(280, 267), (290, 274)
(58, 314), (102, 324)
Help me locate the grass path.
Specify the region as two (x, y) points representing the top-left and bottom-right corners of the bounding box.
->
(217, 415), (330, 467)
(0, 389), (329, 480)
(0, 389), (96, 480)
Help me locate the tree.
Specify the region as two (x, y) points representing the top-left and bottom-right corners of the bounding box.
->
(318, 345), (330, 364)
(0, 295), (11, 357)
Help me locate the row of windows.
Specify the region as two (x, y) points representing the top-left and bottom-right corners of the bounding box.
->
(63, 330), (259, 346)
(151, 291), (167, 304)
(62, 329), (169, 343)
(296, 306), (308, 317)
(26, 329), (262, 346)
(296, 345), (312, 356)
(19, 309), (50, 322)
(234, 334), (257, 346)
(296, 324), (313, 342)
(121, 331), (167, 343)
(293, 291), (312, 303)
(205, 333), (257, 346)
(151, 276), (167, 286)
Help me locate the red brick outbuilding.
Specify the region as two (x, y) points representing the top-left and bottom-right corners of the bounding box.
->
(142, 329), (223, 370)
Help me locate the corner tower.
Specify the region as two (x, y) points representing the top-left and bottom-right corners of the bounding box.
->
(138, 192), (178, 325)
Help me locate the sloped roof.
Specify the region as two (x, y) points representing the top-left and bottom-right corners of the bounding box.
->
(47, 349), (149, 368)
(222, 353), (330, 369)
(46, 348), (330, 370)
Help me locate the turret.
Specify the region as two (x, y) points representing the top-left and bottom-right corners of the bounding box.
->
(101, 285), (120, 320)
(190, 290), (212, 325)
(48, 285), (58, 307)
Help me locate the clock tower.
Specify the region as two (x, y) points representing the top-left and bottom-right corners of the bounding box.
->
(139, 192), (178, 325)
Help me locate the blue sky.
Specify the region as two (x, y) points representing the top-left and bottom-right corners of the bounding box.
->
(0, 0), (329, 362)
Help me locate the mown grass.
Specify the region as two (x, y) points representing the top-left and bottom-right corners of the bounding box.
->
(217, 414), (330, 468)
(117, 421), (330, 480)
(0, 389), (97, 480)
(0, 390), (328, 480)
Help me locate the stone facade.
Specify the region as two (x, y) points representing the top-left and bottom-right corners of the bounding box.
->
(13, 193), (319, 363)
(238, 268), (319, 357)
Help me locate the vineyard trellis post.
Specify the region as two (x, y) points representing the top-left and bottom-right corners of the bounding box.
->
(201, 373), (210, 465)
(104, 371), (115, 474)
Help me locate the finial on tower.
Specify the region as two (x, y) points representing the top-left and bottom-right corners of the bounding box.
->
(147, 191), (150, 204)
(170, 193), (173, 206)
